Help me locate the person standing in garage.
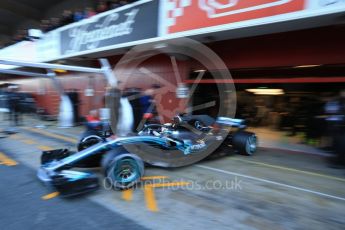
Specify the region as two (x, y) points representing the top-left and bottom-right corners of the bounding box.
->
(331, 91), (345, 166)
(7, 85), (21, 126)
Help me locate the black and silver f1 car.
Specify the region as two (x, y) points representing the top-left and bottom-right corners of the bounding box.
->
(37, 114), (257, 197)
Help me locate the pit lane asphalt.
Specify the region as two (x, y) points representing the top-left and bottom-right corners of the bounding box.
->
(0, 153), (147, 230)
(1, 128), (345, 230)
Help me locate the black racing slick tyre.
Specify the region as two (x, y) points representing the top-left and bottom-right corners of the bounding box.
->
(232, 131), (257, 156)
(101, 149), (144, 190)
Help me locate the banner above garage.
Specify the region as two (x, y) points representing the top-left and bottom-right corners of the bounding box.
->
(59, 0), (158, 56)
(159, 0), (345, 36)
(2, 0), (345, 64)
(34, 0), (158, 62)
(33, 0), (345, 61)
(160, 0), (304, 35)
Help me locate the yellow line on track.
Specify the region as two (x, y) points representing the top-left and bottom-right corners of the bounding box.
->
(148, 182), (191, 188)
(0, 152), (18, 166)
(22, 139), (37, 145)
(37, 145), (53, 151)
(42, 192), (60, 200)
(144, 186), (158, 212)
(122, 189), (133, 201)
(233, 158), (345, 182)
(22, 127), (78, 144)
(141, 176), (169, 180)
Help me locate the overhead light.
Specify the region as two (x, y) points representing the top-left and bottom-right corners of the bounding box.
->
(293, 64), (321, 68)
(194, 69), (206, 73)
(246, 88), (284, 95)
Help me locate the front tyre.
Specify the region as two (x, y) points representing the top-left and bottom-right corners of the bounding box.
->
(232, 131), (257, 156)
(102, 150), (144, 190)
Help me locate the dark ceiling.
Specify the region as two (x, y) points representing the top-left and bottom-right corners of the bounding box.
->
(0, 0), (61, 45)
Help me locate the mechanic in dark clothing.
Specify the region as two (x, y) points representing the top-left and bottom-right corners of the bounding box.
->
(139, 84), (160, 123)
(7, 86), (21, 126)
(325, 91), (345, 166)
(67, 89), (80, 126)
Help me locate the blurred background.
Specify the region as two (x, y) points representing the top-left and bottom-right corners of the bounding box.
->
(0, 1), (345, 230)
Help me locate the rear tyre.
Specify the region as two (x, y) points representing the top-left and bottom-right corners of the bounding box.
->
(101, 149), (144, 190)
(232, 131), (257, 156)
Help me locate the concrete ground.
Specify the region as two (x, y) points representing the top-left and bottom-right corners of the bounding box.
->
(0, 118), (345, 230)
(247, 127), (331, 156)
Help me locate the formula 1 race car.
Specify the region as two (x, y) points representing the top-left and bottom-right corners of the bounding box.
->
(37, 114), (257, 197)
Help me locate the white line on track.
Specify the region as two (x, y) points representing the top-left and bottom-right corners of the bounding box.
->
(195, 165), (345, 202)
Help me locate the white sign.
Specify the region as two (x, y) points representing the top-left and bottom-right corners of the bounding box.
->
(85, 88), (94, 97)
(176, 83), (189, 98)
(99, 108), (110, 120)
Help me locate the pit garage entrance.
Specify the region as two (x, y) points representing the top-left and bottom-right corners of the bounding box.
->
(188, 64), (345, 156)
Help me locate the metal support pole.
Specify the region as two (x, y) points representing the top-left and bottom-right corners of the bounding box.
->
(98, 58), (120, 133)
(0, 68), (50, 78)
(99, 58), (117, 88)
(45, 69), (64, 95)
(0, 59), (103, 74)
(0, 59), (119, 88)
